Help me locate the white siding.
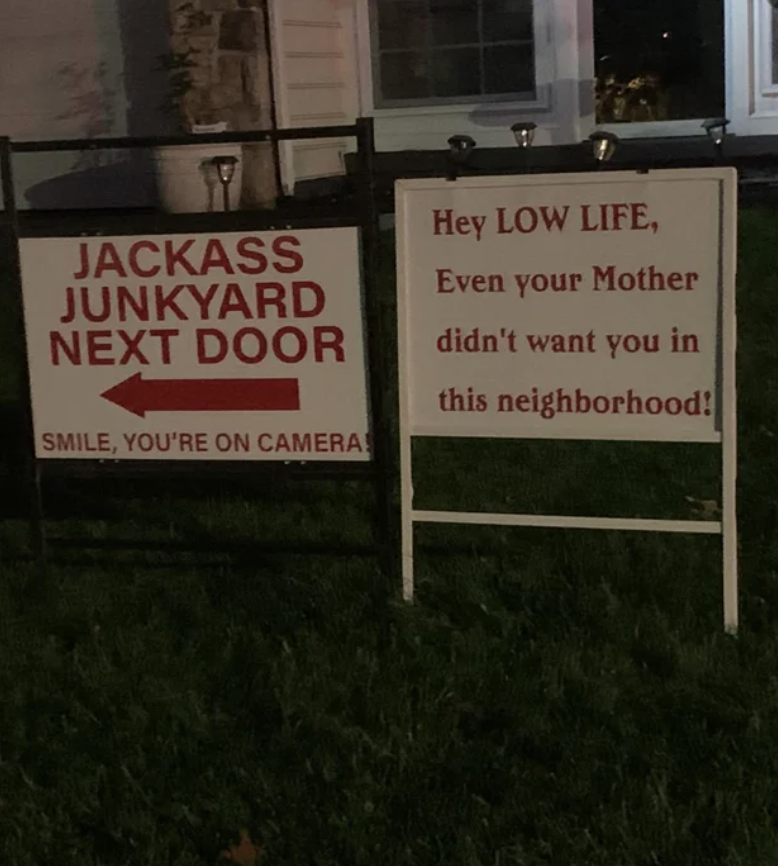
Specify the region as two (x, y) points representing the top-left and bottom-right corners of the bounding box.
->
(268, 0), (358, 195)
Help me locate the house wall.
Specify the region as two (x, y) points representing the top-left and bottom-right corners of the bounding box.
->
(0, 0), (347, 207)
(2, 0), (778, 210)
(167, 0), (278, 207)
(0, 0), (171, 209)
(0, 0), (122, 140)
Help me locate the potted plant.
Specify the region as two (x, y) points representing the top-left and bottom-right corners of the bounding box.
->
(153, 7), (244, 213)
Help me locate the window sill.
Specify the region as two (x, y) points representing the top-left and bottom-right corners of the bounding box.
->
(596, 119), (712, 139)
(371, 97), (549, 118)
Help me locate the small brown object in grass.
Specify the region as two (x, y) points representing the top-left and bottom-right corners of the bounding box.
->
(218, 829), (261, 866)
(685, 495), (722, 520)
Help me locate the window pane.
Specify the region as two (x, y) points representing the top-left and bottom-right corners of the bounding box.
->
(380, 51), (431, 99)
(432, 48), (481, 97)
(594, 0), (724, 122)
(482, 0), (533, 43)
(484, 44), (535, 94)
(430, 0), (478, 46)
(376, 1), (427, 50)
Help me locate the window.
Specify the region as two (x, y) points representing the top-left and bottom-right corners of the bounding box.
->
(594, 0), (725, 124)
(371, 0), (536, 107)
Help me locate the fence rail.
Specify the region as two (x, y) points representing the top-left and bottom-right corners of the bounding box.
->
(9, 124), (362, 153)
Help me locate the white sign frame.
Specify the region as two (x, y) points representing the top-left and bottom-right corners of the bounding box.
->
(396, 169), (738, 632)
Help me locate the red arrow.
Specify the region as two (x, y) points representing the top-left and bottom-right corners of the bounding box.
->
(101, 373), (300, 418)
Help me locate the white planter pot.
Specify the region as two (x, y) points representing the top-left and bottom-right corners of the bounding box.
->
(153, 140), (244, 214)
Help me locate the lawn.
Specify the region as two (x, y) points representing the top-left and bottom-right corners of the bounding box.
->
(1, 206), (778, 865)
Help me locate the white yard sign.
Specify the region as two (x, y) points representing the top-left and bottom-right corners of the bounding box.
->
(20, 227), (370, 462)
(402, 175), (724, 442)
(396, 169), (738, 630)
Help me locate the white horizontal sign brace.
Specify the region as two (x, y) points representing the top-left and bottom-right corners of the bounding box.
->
(412, 510), (722, 535)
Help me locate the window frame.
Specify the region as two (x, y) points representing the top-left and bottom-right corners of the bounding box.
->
(757, 0), (778, 102)
(368, 0), (548, 110)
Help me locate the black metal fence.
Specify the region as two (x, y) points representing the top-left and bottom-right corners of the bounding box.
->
(350, 130), (778, 211)
(2, 116), (772, 575)
(0, 119), (399, 582)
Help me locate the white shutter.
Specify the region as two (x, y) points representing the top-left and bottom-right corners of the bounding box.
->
(267, 0), (356, 195)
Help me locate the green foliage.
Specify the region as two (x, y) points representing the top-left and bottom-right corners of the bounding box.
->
(159, 48), (200, 133)
(158, 7), (215, 132)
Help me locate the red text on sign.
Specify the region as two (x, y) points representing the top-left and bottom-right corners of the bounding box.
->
(257, 431), (368, 455)
(196, 326), (345, 365)
(580, 203), (651, 232)
(72, 235), (304, 279)
(50, 329), (179, 365)
(431, 210), (487, 241)
(592, 265), (699, 292)
(41, 432), (112, 453)
(496, 205), (570, 234)
(436, 269), (504, 293)
(59, 281), (326, 324)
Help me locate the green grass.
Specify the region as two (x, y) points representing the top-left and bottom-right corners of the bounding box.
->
(2, 208), (778, 864)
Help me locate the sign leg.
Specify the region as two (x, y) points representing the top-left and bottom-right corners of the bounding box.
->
(720, 173), (738, 634)
(400, 433), (414, 602)
(722, 421), (738, 634)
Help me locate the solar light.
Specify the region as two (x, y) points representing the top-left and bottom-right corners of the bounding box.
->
(511, 121), (537, 174)
(702, 118), (730, 158)
(211, 155), (239, 211)
(447, 134), (476, 180)
(589, 131), (619, 168)
(448, 134), (476, 162)
(511, 121), (536, 149)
